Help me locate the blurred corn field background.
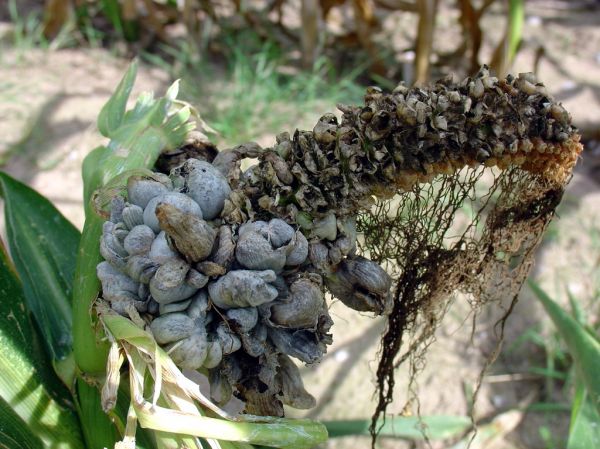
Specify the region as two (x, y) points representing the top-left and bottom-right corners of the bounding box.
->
(1, 1), (600, 448)
(32, 0), (526, 81)
(3, 0), (600, 150)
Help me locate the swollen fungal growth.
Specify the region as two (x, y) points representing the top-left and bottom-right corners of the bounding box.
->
(230, 66), (579, 223)
(96, 67), (581, 427)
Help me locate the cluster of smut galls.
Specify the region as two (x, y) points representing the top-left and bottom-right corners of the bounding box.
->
(97, 158), (392, 415)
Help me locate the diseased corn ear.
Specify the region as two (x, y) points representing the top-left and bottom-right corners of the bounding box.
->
(96, 67), (581, 421)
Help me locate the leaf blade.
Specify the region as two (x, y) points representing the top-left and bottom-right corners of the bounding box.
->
(0, 396), (45, 449)
(98, 60), (138, 137)
(0, 172), (80, 363)
(568, 382), (600, 449)
(507, 0), (524, 64)
(0, 238), (84, 449)
(530, 281), (600, 416)
(75, 378), (121, 449)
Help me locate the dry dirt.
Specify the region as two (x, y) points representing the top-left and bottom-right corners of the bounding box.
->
(1, 2), (600, 448)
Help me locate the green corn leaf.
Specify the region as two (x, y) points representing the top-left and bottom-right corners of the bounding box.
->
(74, 64), (194, 375)
(0, 396), (44, 449)
(99, 0), (138, 41)
(324, 415), (471, 440)
(530, 281), (600, 416)
(566, 289), (599, 343)
(75, 378), (120, 449)
(507, 0), (524, 64)
(98, 59), (137, 138)
(0, 174), (119, 448)
(0, 172), (80, 366)
(151, 397), (201, 449)
(0, 238), (84, 448)
(568, 382), (600, 449)
(153, 430), (188, 449)
(566, 288), (587, 325)
(218, 441), (255, 449)
(490, 0), (524, 77)
(101, 0), (124, 36)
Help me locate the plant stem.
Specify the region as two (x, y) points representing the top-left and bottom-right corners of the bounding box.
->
(73, 216), (111, 375)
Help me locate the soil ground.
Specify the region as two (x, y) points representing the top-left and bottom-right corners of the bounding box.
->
(1, 1), (600, 448)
